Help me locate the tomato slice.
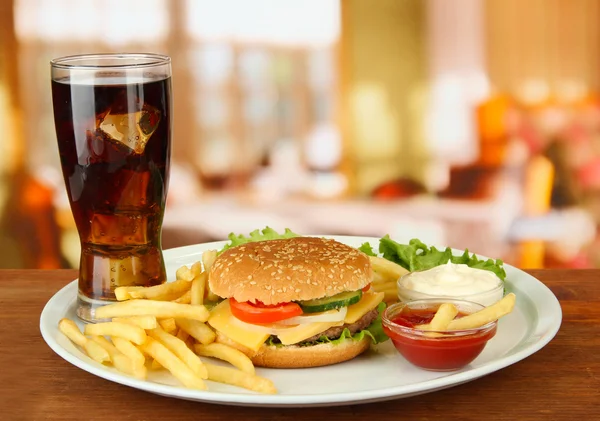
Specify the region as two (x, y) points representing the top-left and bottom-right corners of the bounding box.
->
(229, 298), (303, 324)
(362, 284), (372, 292)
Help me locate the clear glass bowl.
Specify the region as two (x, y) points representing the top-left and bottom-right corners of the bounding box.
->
(397, 271), (504, 307)
(382, 299), (498, 371)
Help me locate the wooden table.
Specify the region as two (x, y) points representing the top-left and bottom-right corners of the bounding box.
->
(1, 269), (598, 421)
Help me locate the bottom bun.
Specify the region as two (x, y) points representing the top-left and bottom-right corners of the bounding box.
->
(250, 337), (372, 369)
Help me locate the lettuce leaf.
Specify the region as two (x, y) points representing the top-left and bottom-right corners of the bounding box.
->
(358, 242), (377, 257)
(266, 302), (389, 347)
(377, 235), (506, 281)
(219, 227), (298, 253)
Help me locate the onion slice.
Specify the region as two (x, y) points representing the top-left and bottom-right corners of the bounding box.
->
(278, 306), (348, 325)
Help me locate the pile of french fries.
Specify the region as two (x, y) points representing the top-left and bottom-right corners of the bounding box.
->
(58, 249), (277, 394)
(369, 256), (408, 303)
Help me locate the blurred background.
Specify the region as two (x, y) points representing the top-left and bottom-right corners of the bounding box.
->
(1, 0), (599, 271)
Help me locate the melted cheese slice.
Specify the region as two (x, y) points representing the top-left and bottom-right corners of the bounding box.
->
(344, 291), (385, 324)
(276, 321), (343, 345)
(207, 300), (270, 351)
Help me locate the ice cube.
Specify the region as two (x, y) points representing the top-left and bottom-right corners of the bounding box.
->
(98, 104), (160, 154)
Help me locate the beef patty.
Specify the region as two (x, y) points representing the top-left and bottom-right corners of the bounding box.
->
(299, 307), (379, 344)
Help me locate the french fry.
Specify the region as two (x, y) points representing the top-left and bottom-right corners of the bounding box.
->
(185, 336), (196, 350)
(91, 336), (147, 380)
(114, 286), (145, 301)
(371, 282), (397, 294)
(128, 279), (192, 301)
(176, 265), (195, 282)
(428, 303), (459, 331)
(176, 329), (190, 342)
(58, 318), (87, 347)
(175, 318), (216, 345)
(84, 322), (147, 345)
(370, 256), (409, 281)
(58, 318), (111, 363)
(83, 340), (111, 364)
(206, 290), (220, 302)
(204, 363), (276, 394)
(173, 290), (191, 304)
(112, 315), (158, 330)
(447, 293), (516, 330)
(201, 251), (219, 302)
(417, 303), (459, 338)
(150, 358), (163, 370)
(202, 250), (217, 272)
(194, 343), (255, 375)
(111, 337), (146, 368)
(140, 337), (207, 390)
(148, 327), (208, 379)
(191, 272), (207, 306)
(191, 261), (202, 277)
(95, 299), (210, 322)
(378, 282), (400, 295)
(158, 318), (177, 334)
(371, 271), (391, 284)
(383, 290), (398, 303)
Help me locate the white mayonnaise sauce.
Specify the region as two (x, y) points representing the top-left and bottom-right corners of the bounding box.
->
(398, 262), (504, 306)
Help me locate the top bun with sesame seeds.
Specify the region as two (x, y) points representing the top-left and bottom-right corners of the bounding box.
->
(208, 237), (372, 305)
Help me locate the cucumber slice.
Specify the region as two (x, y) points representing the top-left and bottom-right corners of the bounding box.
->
(297, 290), (363, 313)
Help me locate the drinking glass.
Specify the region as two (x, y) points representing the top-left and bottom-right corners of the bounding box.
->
(51, 53), (172, 321)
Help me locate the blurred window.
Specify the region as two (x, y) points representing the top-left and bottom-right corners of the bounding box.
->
(13, 0), (340, 178)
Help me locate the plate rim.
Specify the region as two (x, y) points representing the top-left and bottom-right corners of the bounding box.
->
(40, 235), (563, 407)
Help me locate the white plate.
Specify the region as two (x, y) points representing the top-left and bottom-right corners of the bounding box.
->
(40, 236), (562, 407)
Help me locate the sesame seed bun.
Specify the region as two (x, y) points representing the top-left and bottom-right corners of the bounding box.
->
(214, 331), (372, 368)
(208, 237), (372, 305)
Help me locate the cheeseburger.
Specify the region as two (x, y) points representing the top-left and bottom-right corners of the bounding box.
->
(207, 236), (386, 368)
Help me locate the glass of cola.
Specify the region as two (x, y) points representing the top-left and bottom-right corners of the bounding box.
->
(51, 53), (172, 321)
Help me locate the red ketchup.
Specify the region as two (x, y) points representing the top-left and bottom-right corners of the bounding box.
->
(383, 306), (497, 371)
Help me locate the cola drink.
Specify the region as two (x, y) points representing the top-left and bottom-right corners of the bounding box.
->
(52, 69), (172, 318)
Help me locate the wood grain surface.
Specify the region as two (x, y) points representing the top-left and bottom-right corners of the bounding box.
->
(0, 269), (598, 421)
